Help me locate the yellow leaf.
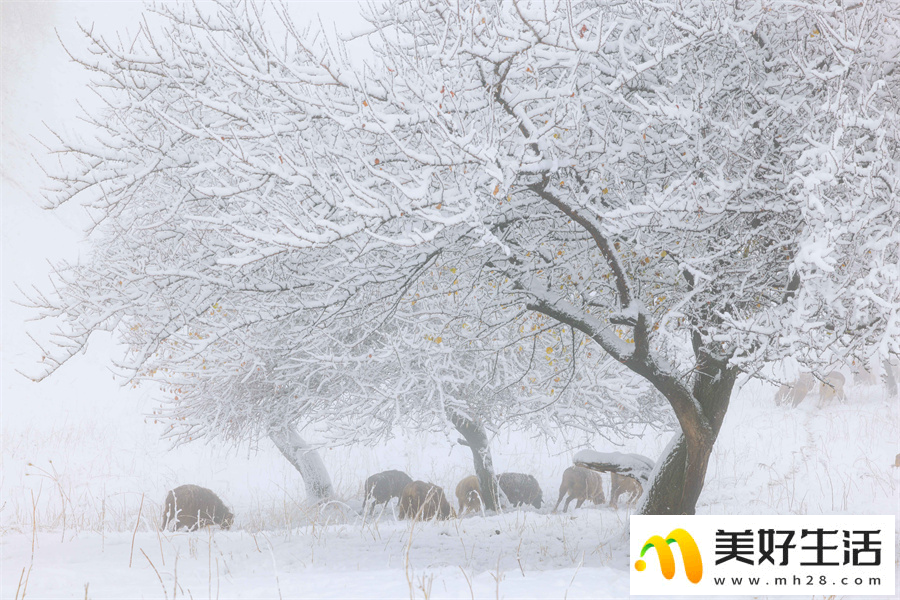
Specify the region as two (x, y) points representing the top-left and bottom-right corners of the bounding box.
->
(493, 184), (499, 196)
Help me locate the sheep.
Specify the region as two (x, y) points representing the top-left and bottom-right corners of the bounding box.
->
(819, 371), (846, 403)
(775, 372), (846, 406)
(852, 363), (876, 386)
(497, 472), (542, 509)
(364, 469), (413, 509)
(398, 481), (455, 521)
(554, 466), (605, 512)
(774, 372), (815, 407)
(455, 475), (482, 514)
(609, 472), (643, 509)
(160, 485), (234, 531)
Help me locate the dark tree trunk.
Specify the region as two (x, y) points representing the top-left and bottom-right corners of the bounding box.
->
(641, 356), (738, 515)
(640, 434), (689, 514)
(448, 410), (501, 512)
(269, 427), (334, 503)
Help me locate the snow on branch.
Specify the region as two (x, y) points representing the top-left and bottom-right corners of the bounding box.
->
(24, 0), (900, 452)
(573, 450), (655, 482)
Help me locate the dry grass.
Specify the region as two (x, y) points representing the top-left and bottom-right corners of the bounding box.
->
(4, 382), (897, 539)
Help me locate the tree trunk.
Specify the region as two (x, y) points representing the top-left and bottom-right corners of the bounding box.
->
(640, 433), (689, 514)
(640, 357), (738, 515)
(269, 427), (334, 503)
(448, 410), (501, 512)
(884, 358), (898, 398)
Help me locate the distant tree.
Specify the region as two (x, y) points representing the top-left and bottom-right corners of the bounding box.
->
(28, 0), (898, 514)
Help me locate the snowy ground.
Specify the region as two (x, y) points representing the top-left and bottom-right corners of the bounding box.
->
(2, 370), (898, 598)
(3, 515), (630, 599)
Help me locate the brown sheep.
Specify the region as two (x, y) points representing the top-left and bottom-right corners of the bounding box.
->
(609, 472), (643, 509)
(455, 475), (482, 514)
(498, 472), (542, 509)
(364, 470), (413, 508)
(554, 466), (605, 512)
(398, 481), (455, 521)
(160, 485), (234, 531)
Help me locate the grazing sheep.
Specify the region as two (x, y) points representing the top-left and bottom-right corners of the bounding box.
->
(819, 371), (846, 403)
(852, 363), (876, 386)
(398, 481), (455, 521)
(160, 485), (234, 531)
(774, 372), (815, 407)
(498, 472), (542, 509)
(455, 475), (482, 514)
(364, 470), (413, 509)
(609, 472), (643, 509)
(554, 466), (605, 512)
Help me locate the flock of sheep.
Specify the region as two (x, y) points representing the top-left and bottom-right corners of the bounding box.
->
(774, 371), (847, 406)
(150, 365), (899, 532)
(158, 466), (645, 531)
(364, 466), (644, 522)
(775, 362), (900, 408)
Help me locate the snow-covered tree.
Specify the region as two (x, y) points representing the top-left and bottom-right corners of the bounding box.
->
(142, 304), (663, 510)
(28, 0), (899, 514)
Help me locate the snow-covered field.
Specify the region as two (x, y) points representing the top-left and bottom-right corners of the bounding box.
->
(2, 367), (898, 598)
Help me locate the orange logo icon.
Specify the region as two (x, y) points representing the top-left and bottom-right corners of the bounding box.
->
(634, 528), (703, 584)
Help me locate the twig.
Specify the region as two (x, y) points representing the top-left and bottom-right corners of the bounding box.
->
(140, 548), (169, 600)
(129, 493), (145, 568)
(564, 550), (585, 600)
(100, 493), (106, 552)
(405, 519), (416, 600)
(263, 535), (283, 600)
(156, 520), (166, 566)
(14, 567), (25, 600)
(208, 526), (212, 600)
(457, 566), (474, 600)
(516, 536), (526, 577)
(491, 554), (503, 600)
(30, 490), (37, 555)
(417, 572), (434, 600)
(21, 490), (37, 599)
